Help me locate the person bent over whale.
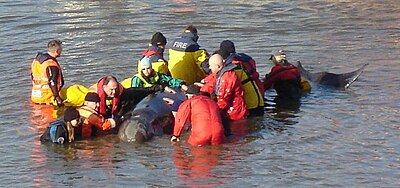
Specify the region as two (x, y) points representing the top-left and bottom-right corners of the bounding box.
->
(76, 92), (116, 139)
(170, 85), (225, 146)
(91, 76), (125, 119)
(91, 76), (164, 119)
(168, 25), (208, 85)
(263, 50), (302, 100)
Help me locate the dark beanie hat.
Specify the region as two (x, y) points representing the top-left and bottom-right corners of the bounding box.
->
(151, 32), (167, 46)
(220, 40), (236, 54)
(186, 84), (201, 95)
(64, 107), (80, 122)
(85, 92), (100, 102)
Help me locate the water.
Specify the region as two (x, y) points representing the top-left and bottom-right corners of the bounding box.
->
(1, 0), (399, 187)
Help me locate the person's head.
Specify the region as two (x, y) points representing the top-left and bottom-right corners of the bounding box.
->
(213, 49), (231, 59)
(151, 32), (167, 49)
(84, 92), (100, 111)
(220, 40), (236, 54)
(64, 106), (80, 127)
(208, 54), (224, 74)
(103, 76), (119, 97)
(269, 49), (286, 65)
(184, 25), (199, 42)
(139, 56), (154, 77)
(47, 39), (63, 58)
(185, 84), (201, 99)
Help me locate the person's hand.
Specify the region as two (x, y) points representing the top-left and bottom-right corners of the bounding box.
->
(164, 86), (176, 94)
(55, 96), (64, 107)
(171, 135), (180, 142)
(180, 84), (188, 91)
(163, 97), (174, 105)
(194, 82), (204, 87)
(108, 118), (116, 128)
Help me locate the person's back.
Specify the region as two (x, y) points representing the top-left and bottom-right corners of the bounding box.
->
(230, 53), (265, 114)
(219, 40), (264, 115)
(173, 94), (225, 146)
(168, 25), (208, 85)
(31, 39), (64, 105)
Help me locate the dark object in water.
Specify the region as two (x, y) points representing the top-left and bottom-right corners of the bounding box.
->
(118, 90), (185, 143)
(296, 61), (368, 89)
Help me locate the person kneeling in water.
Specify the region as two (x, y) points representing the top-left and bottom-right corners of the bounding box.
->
(168, 85), (226, 146)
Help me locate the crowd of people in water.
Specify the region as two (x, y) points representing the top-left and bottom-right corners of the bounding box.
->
(33, 25), (307, 146)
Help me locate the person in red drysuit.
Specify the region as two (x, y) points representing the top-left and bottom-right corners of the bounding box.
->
(170, 85), (225, 146)
(263, 50), (302, 99)
(199, 53), (248, 121)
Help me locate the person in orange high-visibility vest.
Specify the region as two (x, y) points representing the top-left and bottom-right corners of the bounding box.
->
(31, 39), (64, 106)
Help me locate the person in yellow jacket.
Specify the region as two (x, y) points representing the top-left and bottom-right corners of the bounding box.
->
(30, 39), (64, 106)
(137, 32), (170, 75)
(168, 25), (209, 85)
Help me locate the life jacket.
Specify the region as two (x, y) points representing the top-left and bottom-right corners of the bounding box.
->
(96, 77), (124, 118)
(40, 119), (69, 144)
(132, 72), (160, 88)
(139, 47), (169, 75)
(77, 106), (96, 138)
(226, 53), (264, 109)
(265, 63), (302, 99)
(213, 64), (248, 121)
(31, 52), (63, 104)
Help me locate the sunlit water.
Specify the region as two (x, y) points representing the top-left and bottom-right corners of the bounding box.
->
(0, 0), (399, 187)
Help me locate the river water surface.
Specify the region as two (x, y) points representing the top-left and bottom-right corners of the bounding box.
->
(0, 0), (399, 187)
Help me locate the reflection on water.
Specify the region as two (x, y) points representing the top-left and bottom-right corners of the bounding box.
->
(28, 104), (62, 130)
(173, 145), (224, 187)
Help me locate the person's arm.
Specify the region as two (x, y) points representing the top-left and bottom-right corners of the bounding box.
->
(87, 113), (116, 130)
(199, 74), (216, 94)
(120, 86), (163, 104)
(263, 67), (279, 90)
(46, 66), (63, 105)
(171, 100), (191, 142)
(131, 76), (141, 88)
(194, 49), (209, 78)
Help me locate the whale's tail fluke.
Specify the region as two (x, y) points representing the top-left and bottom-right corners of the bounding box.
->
(296, 61), (368, 89)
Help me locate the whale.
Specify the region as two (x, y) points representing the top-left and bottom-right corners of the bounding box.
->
(296, 61), (368, 89)
(118, 90), (186, 143)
